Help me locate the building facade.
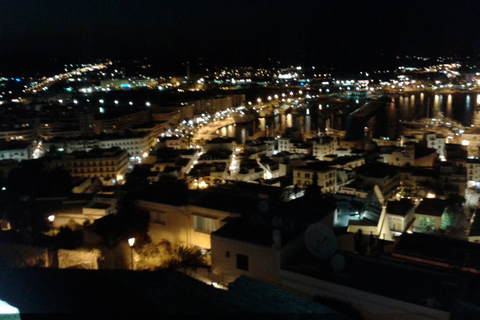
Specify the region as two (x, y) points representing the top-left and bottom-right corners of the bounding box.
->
(46, 147), (128, 186)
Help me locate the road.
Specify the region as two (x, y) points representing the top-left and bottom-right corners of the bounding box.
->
(192, 115), (235, 143)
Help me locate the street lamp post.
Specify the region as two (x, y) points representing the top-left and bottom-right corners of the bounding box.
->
(128, 238), (135, 270)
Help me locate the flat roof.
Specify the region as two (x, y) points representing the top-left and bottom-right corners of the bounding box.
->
(415, 198), (447, 217)
(387, 199), (415, 217)
(393, 232), (480, 270)
(0, 267), (344, 315)
(282, 247), (472, 313)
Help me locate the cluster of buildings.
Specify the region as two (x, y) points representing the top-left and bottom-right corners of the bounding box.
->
(5, 59), (480, 318)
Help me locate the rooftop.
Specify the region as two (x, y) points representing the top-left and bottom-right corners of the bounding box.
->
(355, 163), (398, 179)
(189, 191), (262, 216)
(0, 141), (31, 151)
(386, 199), (415, 217)
(282, 247), (476, 314)
(414, 144), (437, 159)
(213, 197), (336, 247)
(296, 161), (335, 172)
(415, 198), (447, 217)
(136, 184), (191, 207)
(393, 232), (480, 272)
(61, 147), (127, 160)
(0, 267), (347, 317)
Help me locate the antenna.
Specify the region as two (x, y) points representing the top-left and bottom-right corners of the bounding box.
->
(304, 222), (337, 259)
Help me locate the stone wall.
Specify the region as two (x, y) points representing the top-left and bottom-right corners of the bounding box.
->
(57, 248), (100, 269)
(0, 243), (49, 267)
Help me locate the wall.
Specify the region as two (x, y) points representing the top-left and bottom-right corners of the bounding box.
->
(57, 249), (100, 269)
(211, 234), (280, 286)
(413, 214), (442, 231)
(278, 269), (450, 320)
(187, 205), (233, 249)
(0, 243), (49, 267)
(137, 201), (190, 247)
(137, 200), (236, 250)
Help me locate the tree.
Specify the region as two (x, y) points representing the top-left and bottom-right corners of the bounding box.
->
(115, 192), (151, 245)
(125, 164), (153, 191)
(293, 183), (300, 199)
(56, 225), (83, 250)
(305, 171), (321, 196)
(135, 240), (210, 271)
(441, 194), (467, 237)
(42, 166), (73, 197)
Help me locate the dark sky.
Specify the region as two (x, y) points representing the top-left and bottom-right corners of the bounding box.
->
(1, 0), (480, 75)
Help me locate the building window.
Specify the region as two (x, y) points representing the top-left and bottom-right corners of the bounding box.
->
(236, 254), (249, 271)
(193, 215), (216, 233)
(419, 216), (424, 227)
(225, 251), (230, 258)
(151, 211), (166, 225)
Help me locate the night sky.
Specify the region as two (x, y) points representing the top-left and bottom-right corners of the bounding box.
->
(1, 0), (480, 75)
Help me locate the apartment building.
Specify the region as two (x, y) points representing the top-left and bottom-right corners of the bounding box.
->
(293, 161), (337, 193)
(46, 147), (128, 186)
(310, 136), (338, 160)
(0, 142), (32, 162)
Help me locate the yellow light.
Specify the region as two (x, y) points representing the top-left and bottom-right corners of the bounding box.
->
(47, 215), (55, 222)
(462, 140), (470, 146)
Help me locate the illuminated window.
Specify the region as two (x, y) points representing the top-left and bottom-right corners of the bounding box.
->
(151, 211), (166, 225)
(193, 215), (216, 233)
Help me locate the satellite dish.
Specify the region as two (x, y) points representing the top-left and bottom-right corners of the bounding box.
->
(330, 253), (346, 271)
(272, 216), (283, 229)
(257, 201), (269, 213)
(305, 222), (337, 259)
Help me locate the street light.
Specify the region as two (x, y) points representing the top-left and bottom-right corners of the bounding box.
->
(128, 238), (135, 270)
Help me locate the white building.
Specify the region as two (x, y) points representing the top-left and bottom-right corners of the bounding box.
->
(424, 133), (446, 159)
(46, 147), (128, 186)
(98, 132), (152, 158)
(466, 158), (480, 187)
(0, 142), (32, 162)
(385, 199), (415, 235)
(293, 162), (337, 193)
(381, 143), (437, 167)
(310, 136), (338, 160)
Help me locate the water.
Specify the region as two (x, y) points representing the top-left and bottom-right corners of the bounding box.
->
(388, 92), (477, 126)
(379, 92), (479, 138)
(218, 92), (480, 142)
